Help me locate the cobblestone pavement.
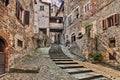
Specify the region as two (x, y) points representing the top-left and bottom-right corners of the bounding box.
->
(1, 47), (77, 80)
(61, 45), (120, 80)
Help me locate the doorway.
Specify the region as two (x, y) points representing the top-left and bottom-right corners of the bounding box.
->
(0, 38), (6, 75)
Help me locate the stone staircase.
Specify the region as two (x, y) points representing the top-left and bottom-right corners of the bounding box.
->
(49, 44), (111, 80)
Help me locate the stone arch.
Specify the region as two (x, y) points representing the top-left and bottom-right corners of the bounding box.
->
(0, 31), (11, 74)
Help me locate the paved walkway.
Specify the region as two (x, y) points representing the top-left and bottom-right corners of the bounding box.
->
(1, 45), (120, 80)
(61, 45), (120, 80)
(1, 47), (76, 80)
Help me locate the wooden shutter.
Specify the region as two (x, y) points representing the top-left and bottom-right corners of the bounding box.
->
(23, 10), (30, 25)
(102, 19), (107, 30)
(16, 0), (20, 19)
(114, 14), (119, 26)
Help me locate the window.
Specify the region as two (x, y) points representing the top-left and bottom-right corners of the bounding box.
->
(17, 39), (23, 47)
(16, 0), (30, 26)
(109, 38), (116, 48)
(84, 3), (91, 13)
(102, 14), (119, 30)
(75, 8), (80, 19)
(71, 33), (76, 42)
(109, 52), (117, 60)
(40, 6), (44, 11)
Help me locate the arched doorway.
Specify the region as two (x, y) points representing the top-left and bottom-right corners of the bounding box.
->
(0, 38), (6, 75)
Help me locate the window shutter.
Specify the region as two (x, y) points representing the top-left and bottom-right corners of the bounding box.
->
(23, 10), (30, 25)
(103, 19), (107, 30)
(16, 0), (20, 19)
(114, 14), (119, 26)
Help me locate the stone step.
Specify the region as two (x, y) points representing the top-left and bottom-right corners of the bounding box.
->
(51, 57), (70, 59)
(69, 70), (93, 74)
(72, 72), (104, 80)
(52, 59), (73, 61)
(55, 61), (78, 64)
(91, 77), (110, 80)
(58, 64), (85, 69)
(64, 68), (91, 73)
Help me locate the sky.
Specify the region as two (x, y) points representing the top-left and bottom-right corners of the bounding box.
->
(42, 0), (64, 7)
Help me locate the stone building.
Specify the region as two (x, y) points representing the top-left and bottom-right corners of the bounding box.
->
(34, 0), (50, 47)
(49, 1), (64, 44)
(34, 0), (64, 45)
(64, 0), (120, 64)
(0, 0), (34, 74)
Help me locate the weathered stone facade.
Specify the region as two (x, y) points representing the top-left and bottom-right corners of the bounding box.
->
(0, 0), (34, 72)
(34, 0), (51, 47)
(64, 0), (120, 65)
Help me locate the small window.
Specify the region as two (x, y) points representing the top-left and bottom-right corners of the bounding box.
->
(71, 33), (76, 42)
(17, 39), (23, 47)
(84, 3), (91, 13)
(109, 52), (117, 60)
(109, 38), (116, 48)
(103, 14), (119, 30)
(40, 6), (44, 11)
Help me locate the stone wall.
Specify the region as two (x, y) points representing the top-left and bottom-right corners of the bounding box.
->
(0, 0), (34, 69)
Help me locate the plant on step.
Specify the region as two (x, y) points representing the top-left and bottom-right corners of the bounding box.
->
(89, 52), (103, 62)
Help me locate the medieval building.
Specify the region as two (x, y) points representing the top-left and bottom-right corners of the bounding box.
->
(0, 0), (34, 74)
(34, 0), (50, 47)
(34, 0), (64, 46)
(64, 0), (120, 65)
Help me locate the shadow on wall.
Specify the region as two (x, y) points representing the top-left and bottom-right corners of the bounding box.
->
(69, 42), (87, 61)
